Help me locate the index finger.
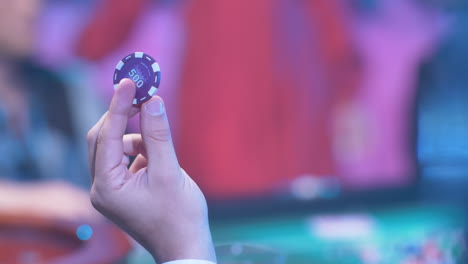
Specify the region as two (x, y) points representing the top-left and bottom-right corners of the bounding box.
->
(95, 79), (136, 177)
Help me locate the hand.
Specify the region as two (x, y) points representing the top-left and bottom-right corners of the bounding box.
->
(87, 79), (216, 263)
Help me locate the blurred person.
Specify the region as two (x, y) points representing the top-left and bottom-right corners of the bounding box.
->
(0, 0), (93, 219)
(335, 0), (447, 188)
(0, 0), (86, 184)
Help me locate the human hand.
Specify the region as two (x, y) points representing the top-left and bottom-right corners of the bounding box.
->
(87, 79), (216, 263)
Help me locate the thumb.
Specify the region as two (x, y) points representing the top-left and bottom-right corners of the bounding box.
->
(140, 96), (180, 180)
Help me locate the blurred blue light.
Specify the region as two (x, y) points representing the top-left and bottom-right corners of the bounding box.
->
(76, 224), (93, 241)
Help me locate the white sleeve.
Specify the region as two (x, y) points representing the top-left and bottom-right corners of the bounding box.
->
(162, 260), (216, 264)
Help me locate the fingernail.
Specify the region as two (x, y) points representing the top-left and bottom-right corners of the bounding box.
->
(119, 78), (129, 86)
(145, 100), (164, 116)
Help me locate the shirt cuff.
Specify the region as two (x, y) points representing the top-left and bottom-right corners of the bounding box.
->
(162, 260), (216, 264)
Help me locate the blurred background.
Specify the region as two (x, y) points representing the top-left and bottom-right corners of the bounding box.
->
(0, 0), (467, 263)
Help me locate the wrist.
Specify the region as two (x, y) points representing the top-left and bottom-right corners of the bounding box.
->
(149, 222), (217, 264)
(163, 260), (216, 264)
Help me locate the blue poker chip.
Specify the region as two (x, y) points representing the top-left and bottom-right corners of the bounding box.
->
(113, 52), (161, 105)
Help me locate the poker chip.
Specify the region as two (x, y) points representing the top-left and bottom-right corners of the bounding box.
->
(113, 52), (161, 105)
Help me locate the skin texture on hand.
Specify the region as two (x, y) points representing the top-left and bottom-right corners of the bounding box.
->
(86, 79), (216, 263)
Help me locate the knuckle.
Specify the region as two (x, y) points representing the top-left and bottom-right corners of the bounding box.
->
(86, 130), (96, 145)
(89, 187), (104, 211)
(96, 132), (106, 146)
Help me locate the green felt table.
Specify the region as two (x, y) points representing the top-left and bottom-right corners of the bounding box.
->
(210, 204), (465, 264)
(126, 204), (465, 264)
